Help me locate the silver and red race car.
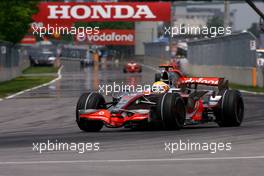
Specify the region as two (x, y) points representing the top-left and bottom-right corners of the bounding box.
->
(76, 75), (244, 132)
(123, 61), (142, 73)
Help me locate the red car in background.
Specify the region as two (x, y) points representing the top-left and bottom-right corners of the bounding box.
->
(123, 61), (142, 73)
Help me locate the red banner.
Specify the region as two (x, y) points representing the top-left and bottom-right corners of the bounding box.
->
(32, 2), (171, 23)
(75, 29), (135, 46)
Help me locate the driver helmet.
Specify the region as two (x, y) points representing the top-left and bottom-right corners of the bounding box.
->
(160, 71), (170, 85)
(152, 81), (169, 93)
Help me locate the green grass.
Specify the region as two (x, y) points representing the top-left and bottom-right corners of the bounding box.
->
(0, 76), (55, 98)
(23, 66), (58, 74)
(230, 83), (264, 93)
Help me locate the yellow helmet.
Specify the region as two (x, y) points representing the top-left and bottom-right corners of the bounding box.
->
(152, 81), (169, 93)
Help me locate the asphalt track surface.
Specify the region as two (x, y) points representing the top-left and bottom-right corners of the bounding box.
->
(0, 60), (264, 176)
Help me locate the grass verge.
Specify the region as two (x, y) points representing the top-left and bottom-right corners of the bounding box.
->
(0, 76), (55, 98)
(23, 66), (58, 74)
(230, 83), (264, 93)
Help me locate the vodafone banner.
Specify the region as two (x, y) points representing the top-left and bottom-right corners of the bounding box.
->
(75, 30), (135, 46)
(32, 2), (171, 23)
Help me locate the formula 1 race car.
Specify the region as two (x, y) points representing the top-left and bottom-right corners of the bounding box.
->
(76, 77), (244, 132)
(123, 61), (142, 73)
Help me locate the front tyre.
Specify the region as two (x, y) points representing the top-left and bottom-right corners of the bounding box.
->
(216, 90), (244, 127)
(76, 92), (105, 132)
(157, 93), (186, 130)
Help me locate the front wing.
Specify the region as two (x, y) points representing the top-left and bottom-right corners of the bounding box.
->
(79, 109), (149, 127)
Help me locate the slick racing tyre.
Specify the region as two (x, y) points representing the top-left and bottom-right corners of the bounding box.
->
(155, 73), (161, 82)
(216, 90), (244, 127)
(157, 93), (186, 130)
(76, 92), (106, 132)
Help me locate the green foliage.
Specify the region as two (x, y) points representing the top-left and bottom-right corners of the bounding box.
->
(0, 76), (54, 98)
(247, 23), (260, 38)
(23, 66), (58, 74)
(207, 16), (224, 28)
(0, 1), (39, 43)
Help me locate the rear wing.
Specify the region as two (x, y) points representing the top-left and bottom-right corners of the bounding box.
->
(159, 64), (174, 68)
(178, 77), (225, 86)
(159, 64), (179, 70)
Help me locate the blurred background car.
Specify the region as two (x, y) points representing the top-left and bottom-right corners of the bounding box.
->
(123, 61), (142, 73)
(29, 50), (57, 66)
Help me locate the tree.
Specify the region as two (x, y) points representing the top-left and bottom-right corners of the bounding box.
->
(207, 16), (224, 28)
(0, 1), (39, 43)
(247, 23), (260, 38)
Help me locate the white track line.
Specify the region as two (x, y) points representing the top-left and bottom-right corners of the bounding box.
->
(0, 155), (264, 165)
(4, 66), (63, 100)
(238, 89), (264, 95)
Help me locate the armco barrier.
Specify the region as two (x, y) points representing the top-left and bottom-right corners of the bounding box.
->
(0, 41), (30, 82)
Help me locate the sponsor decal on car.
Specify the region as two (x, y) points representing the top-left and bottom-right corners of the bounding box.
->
(179, 77), (220, 85)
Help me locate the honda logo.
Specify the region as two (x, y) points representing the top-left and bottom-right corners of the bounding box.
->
(33, 2), (171, 22)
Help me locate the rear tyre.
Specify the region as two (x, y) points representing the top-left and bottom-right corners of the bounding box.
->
(216, 90), (244, 127)
(155, 73), (161, 82)
(76, 92), (105, 132)
(157, 93), (186, 130)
